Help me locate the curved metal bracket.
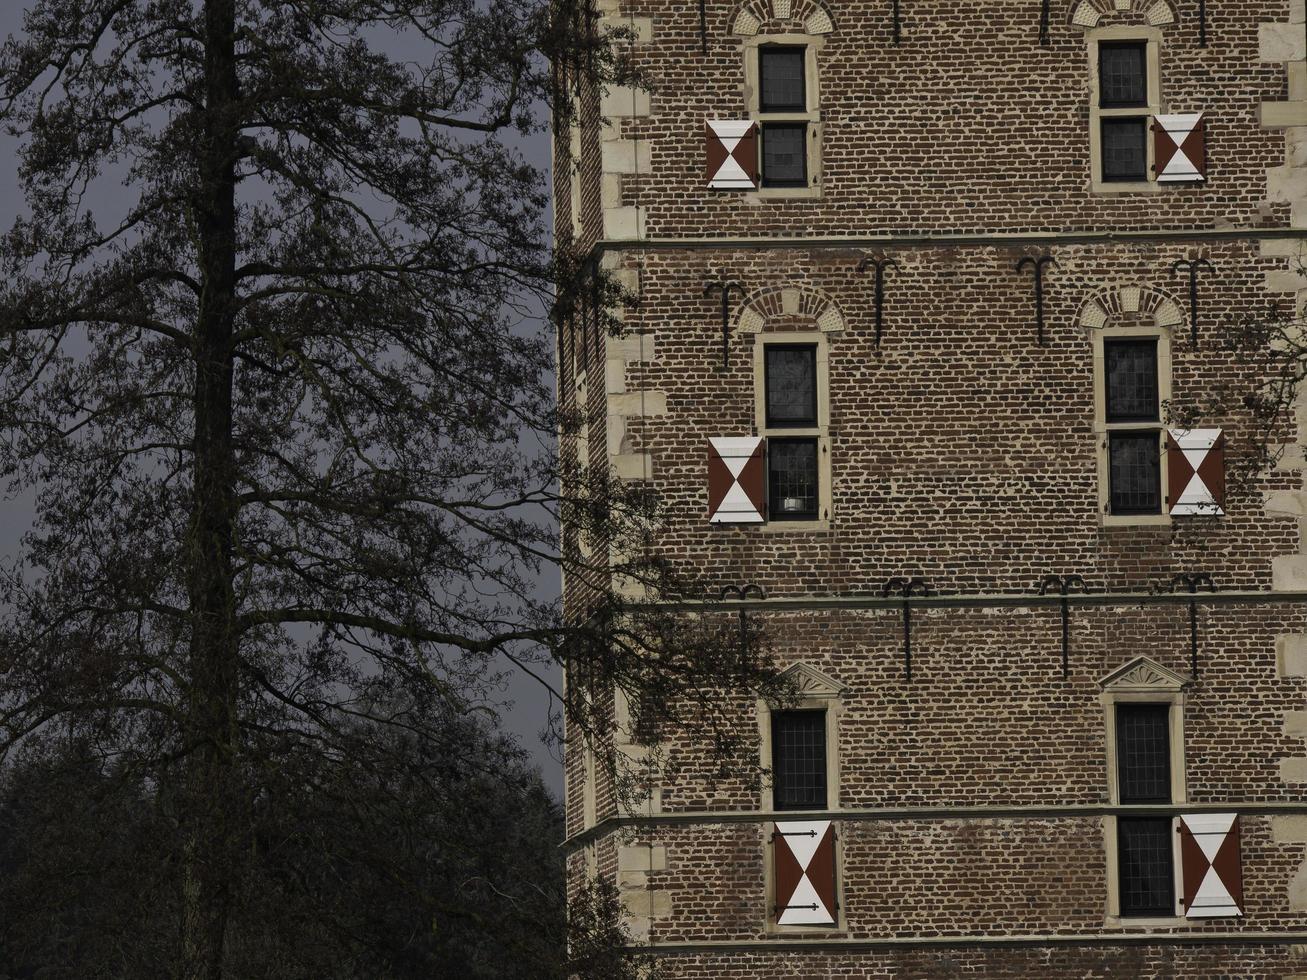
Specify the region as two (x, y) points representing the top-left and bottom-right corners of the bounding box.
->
(857, 256), (899, 350)
(1171, 258), (1214, 347)
(705, 279), (746, 370)
(721, 583), (767, 652)
(1015, 255), (1058, 345)
(1038, 574), (1089, 679)
(1169, 572), (1216, 679)
(881, 577), (930, 681)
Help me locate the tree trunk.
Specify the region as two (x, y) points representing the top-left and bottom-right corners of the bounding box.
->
(180, 1), (240, 977)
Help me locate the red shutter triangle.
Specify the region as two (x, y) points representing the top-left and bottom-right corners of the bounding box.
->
(1179, 813), (1243, 917)
(708, 436), (766, 523)
(1166, 428), (1224, 516)
(706, 120), (759, 190)
(1154, 113), (1206, 182)
(773, 820), (837, 926)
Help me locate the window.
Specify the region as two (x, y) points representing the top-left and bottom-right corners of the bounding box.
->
(1099, 657), (1189, 922)
(1115, 704), (1175, 916)
(1088, 30), (1161, 191)
(761, 123), (807, 187)
(771, 710), (827, 810)
(763, 345), (820, 520)
(759, 47), (806, 111)
(1102, 337), (1162, 516)
(744, 36), (823, 196)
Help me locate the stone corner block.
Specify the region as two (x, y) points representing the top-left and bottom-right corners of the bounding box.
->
(600, 85), (651, 118)
(1280, 757), (1307, 782)
(1273, 555), (1307, 592)
(1278, 634), (1307, 677)
(609, 390), (666, 416)
(602, 205), (646, 241)
(610, 452), (653, 481)
(618, 844), (668, 872)
(1261, 101), (1307, 129)
(1261, 23), (1306, 63)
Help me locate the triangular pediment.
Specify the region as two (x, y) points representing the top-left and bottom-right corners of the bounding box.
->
(1099, 656), (1190, 693)
(780, 662), (846, 699)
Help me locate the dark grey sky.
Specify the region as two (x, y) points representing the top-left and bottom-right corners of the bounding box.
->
(0, 6), (563, 789)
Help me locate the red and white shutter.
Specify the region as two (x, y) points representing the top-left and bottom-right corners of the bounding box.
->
(1179, 813), (1243, 917)
(708, 437), (766, 523)
(1166, 428), (1225, 516)
(706, 121), (759, 190)
(1153, 113), (1206, 183)
(773, 820), (837, 926)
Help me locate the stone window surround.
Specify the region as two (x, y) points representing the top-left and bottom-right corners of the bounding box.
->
(757, 663), (846, 933)
(741, 33), (825, 201)
(753, 329), (832, 531)
(1087, 25), (1165, 195)
(1100, 656), (1190, 926)
(1092, 317), (1173, 528)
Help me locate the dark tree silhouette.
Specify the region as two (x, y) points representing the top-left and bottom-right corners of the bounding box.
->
(0, 2), (784, 975)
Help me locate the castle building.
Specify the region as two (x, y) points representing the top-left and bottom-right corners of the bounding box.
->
(555, 1), (1307, 975)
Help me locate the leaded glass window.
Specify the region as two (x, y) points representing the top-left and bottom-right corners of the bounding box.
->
(772, 710), (826, 810)
(1109, 431), (1161, 515)
(1105, 339), (1159, 422)
(1118, 817), (1175, 915)
(1099, 42), (1148, 107)
(765, 346), (817, 427)
(762, 123), (807, 187)
(1101, 118), (1148, 183)
(1116, 704), (1171, 804)
(759, 47), (806, 112)
(768, 438), (818, 520)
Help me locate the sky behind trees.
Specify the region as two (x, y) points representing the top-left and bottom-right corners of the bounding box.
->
(0, 4), (564, 788)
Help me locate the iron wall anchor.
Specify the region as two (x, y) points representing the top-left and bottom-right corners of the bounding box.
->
(1039, 574), (1088, 680)
(705, 279), (746, 370)
(881, 577), (930, 682)
(1172, 258), (1213, 347)
(1170, 573), (1215, 679)
(721, 583), (766, 652)
(1016, 254), (1058, 345)
(857, 255), (899, 350)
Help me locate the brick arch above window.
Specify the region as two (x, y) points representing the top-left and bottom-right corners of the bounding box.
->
(1069, 0), (1178, 30)
(734, 285), (846, 334)
(732, 0), (835, 37)
(1077, 282), (1185, 333)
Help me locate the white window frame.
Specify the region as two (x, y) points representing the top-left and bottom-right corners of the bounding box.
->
(753, 331), (832, 531)
(742, 33), (824, 200)
(1088, 26), (1164, 194)
(1100, 657), (1189, 926)
(1093, 320), (1173, 527)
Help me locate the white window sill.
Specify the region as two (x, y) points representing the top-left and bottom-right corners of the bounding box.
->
(1103, 915), (1187, 929)
(758, 519), (830, 533)
(1101, 514), (1172, 529)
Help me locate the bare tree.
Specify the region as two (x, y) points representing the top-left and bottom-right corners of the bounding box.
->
(0, 2), (784, 975)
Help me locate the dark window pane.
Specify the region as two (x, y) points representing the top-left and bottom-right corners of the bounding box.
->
(768, 438), (818, 520)
(772, 710), (826, 810)
(1105, 339), (1159, 422)
(1118, 817), (1175, 916)
(765, 346), (817, 426)
(1101, 118), (1148, 182)
(762, 123), (807, 187)
(760, 47), (806, 111)
(1109, 432), (1161, 515)
(1117, 704), (1171, 804)
(1099, 42), (1148, 107)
